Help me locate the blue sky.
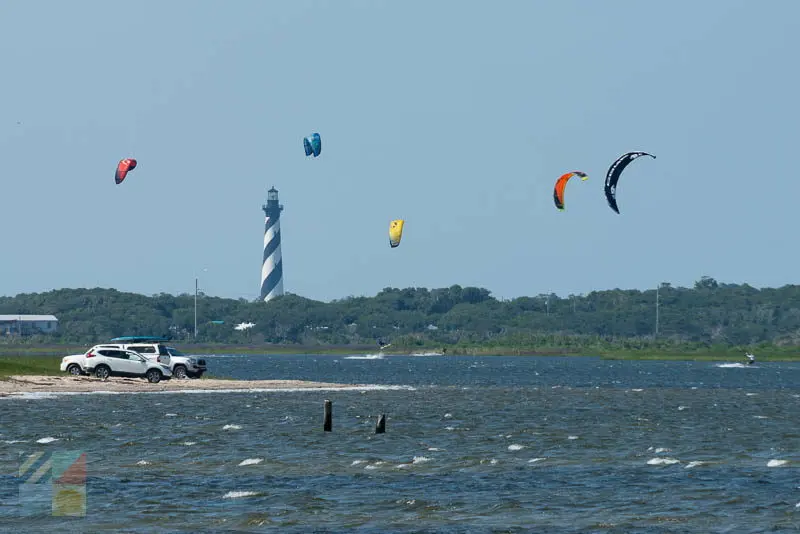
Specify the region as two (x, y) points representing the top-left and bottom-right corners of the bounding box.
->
(1, 1), (797, 302)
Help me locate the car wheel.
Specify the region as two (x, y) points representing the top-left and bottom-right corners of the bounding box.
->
(146, 369), (162, 384)
(173, 365), (187, 379)
(67, 364), (83, 376)
(95, 365), (110, 380)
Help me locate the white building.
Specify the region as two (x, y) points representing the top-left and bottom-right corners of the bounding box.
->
(0, 315), (58, 335)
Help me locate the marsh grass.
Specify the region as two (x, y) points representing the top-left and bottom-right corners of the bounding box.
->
(0, 356), (64, 379)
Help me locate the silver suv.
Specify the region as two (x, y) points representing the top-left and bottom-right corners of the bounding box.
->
(165, 346), (207, 379)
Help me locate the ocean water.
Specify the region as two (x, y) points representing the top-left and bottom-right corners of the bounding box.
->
(2, 354), (800, 533)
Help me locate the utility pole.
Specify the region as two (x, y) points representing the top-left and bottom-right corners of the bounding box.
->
(655, 284), (660, 338)
(194, 268), (207, 340)
(194, 277), (198, 339)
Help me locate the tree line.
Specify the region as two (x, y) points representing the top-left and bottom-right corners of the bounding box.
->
(1, 276), (799, 350)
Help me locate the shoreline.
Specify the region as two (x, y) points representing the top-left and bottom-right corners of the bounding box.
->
(0, 375), (376, 396)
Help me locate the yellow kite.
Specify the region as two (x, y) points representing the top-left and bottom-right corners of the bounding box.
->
(389, 219), (404, 248)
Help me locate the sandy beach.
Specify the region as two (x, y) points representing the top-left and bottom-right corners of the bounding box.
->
(0, 375), (368, 395)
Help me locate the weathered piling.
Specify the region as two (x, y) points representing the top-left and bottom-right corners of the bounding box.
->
(375, 414), (386, 434)
(323, 399), (332, 432)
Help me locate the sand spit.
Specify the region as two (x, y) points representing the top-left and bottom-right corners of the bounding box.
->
(0, 375), (367, 396)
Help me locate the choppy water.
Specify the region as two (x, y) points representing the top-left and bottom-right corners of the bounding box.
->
(2, 354), (800, 533)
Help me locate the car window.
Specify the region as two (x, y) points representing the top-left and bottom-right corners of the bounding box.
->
(126, 352), (142, 361)
(98, 349), (124, 358)
(167, 348), (185, 356)
(157, 345), (169, 356)
(129, 345), (156, 354)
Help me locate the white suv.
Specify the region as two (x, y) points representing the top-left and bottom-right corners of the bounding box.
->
(60, 353), (89, 375)
(83, 347), (172, 383)
(101, 337), (206, 379)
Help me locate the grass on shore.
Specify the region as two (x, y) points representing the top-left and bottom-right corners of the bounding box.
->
(0, 354), (242, 381)
(0, 356), (64, 379)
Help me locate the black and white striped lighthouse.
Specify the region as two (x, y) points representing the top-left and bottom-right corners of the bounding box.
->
(260, 186), (284, 302)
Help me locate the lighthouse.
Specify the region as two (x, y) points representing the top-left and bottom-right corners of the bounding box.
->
(260, 186), (284, 302)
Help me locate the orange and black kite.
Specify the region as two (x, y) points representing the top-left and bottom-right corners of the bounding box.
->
(115, 158), (137, 185)
(553, 171), (588, 211)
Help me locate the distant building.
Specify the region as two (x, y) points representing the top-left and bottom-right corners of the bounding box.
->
(0, 315), (58, 335)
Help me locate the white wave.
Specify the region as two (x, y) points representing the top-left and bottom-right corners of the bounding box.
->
(754, 415), (769, 419)
(36, 437), (58, 444)
(136, 460), (150, 466)
(443, 413), (453, 419)
(351, 460), (364, 466)
(528, 457), (547, 464)
(410, 351), (444, 356)
(3, 440), (28, 444)
(631, 388), (644, 392)
(427, 447), (444, 451)
(365, 461), (386, 470)
(165, 413), (178, 417)
(685, 461), (705, 469)
(1, 384), (417, 400)
(716, 363), (749, 368)
(223, 424), (241, 430)
(182, 441), (196, 446)
(223, 491), (259, 499)
(647, 458), (679, 465)
(412, 456), (431, 464)
(238, 458), (263, 466)
(768, 459), (788, 467)
(654, 447), (671, 453)
(344, 354), (384, 360)
(568, 436), (578, 440)
(508, 444), (524, 451)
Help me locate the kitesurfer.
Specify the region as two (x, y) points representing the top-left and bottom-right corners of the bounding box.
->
(745, 352), (755, 365)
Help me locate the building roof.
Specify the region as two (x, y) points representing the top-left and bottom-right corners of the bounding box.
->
(0, 315), (58, 322)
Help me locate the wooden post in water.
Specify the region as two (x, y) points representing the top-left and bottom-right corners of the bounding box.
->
(375, 414), (386, 434)
(323, 400), (332, 432)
